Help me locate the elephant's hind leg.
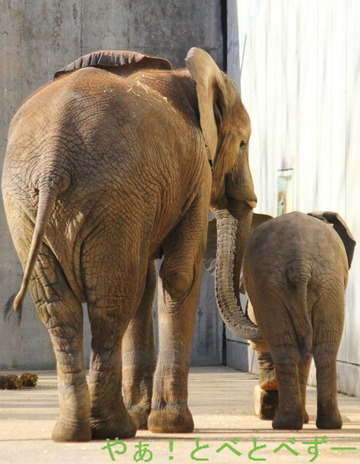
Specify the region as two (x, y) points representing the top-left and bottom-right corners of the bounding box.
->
(312, 292), (343, 429)
(87, 295), (137, 439)
(271, 344), (303, 430)
(29, 249), (91, 442)
(247, 296), (303, 430)
(252, 297), (304, 430)
(122, 261), (157, 430)
(314, 353), (342, 429)
(298, 357), (312, 423)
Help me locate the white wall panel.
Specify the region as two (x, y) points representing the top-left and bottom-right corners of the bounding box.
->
(330, 0), (346, 216)
(316, 0), (334, 210)
(265, 0), (283, 215)
(0, 0), (224, 369)
(227, 0), (360, 394)
(344, 0), (360, 367)
(298, 0), (319, 212)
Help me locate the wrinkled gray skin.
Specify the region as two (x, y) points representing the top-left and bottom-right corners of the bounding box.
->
(2, 48), (259, 442)
(243, 211), (356, 430)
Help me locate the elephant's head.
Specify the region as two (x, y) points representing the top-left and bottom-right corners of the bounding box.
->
(186, 48), (260, 340)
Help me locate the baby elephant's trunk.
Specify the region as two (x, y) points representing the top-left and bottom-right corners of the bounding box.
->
(285, 267), (313, 361)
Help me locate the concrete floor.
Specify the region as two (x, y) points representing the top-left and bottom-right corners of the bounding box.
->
(0, 366), (359, 463)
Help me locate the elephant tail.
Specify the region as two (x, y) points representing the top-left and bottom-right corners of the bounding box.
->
(13, 186), (58, 311)
(285, 270), (313, 362)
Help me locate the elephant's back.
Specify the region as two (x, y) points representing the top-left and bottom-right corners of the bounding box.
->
(5, 67), (206, 206)
(244, 211), (348, 288)
(3, 67), (210, 295)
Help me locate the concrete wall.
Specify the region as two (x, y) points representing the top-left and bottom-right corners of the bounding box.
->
(226, 0), (360, 395)
(0, 0), (224, 369)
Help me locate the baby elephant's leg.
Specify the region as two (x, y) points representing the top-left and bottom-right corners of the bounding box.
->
(298, 357), (312, 423)
(271, 344), (303, 430)
(312, 293), (344, 429)
(250, 295), (304, 430)
(250, 342), (279, 420)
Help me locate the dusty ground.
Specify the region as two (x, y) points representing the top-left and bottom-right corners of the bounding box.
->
(0, 366), (359, 463)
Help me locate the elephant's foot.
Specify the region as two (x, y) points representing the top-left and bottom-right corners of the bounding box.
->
(52, 378), (91, 442)
(258, 367), (278, 391)
(148, 404), (194, 433)
(316, 409), (342, 429)
(259, 380), (278, 390)
(126, 403), (151, 430)
(272, 410), (303, 430)
(254, 385), (278, 420)
(91, 413), (136, 439)
(303, 409), (310, 424)
(52, 416), (91, 442)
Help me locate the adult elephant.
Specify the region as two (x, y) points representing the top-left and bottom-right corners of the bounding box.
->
(2, 48), (259, 442)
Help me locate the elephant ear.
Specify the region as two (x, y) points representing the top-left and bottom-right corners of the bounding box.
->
(54, 50), (172, 79)
(308, 211), (356, 269)
(186, 48), (230, 165)
(250, 213), (273, 234)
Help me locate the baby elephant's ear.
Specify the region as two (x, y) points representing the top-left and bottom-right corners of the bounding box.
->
(308, 211), (356, 269)
(54, 50), (172, 79)
(251, 213), (273, 234)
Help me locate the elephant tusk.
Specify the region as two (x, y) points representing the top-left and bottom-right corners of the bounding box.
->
(246, 200), (257, 209)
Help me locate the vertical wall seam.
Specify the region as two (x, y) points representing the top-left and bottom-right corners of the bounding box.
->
(221, 0), (228, 72)
(221, 0), (227, 364)
(80, 0), (83, 54)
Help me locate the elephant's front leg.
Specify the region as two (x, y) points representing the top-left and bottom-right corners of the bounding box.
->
(122, 261), (157, 429)
(148, 199), (208, 433)
(88, 296), (137, 439)
(148, 269), (201, 433)
(247, 302), (278, 391)
(250, 342), (278, 420)
(252, 344), (278, 391)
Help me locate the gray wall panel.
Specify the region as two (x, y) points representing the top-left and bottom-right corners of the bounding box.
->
(0, 1), (224, 369)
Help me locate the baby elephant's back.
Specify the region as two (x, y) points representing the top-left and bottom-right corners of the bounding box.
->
(244, 211), (349, 290)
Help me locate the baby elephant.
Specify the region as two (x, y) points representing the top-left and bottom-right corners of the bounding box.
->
(243, 211), (356, 430)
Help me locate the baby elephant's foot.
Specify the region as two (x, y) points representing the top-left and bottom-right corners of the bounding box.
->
(52, 416), (91, 442)
(303, 409), (310, 424)
(254, 385), (278, 420)
(148, 404), (194, 433)
(91, 413), (136, 439)
(316, 409), (342, 429)
(126, 403), (151, 430)
(259, 369), (278, 391)
(272, 411), (303, 430)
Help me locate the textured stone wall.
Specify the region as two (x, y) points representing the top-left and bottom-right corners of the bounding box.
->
(0, 0), (224, 369)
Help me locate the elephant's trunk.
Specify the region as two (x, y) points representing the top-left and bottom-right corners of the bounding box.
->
(214, 202), (261, 340)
